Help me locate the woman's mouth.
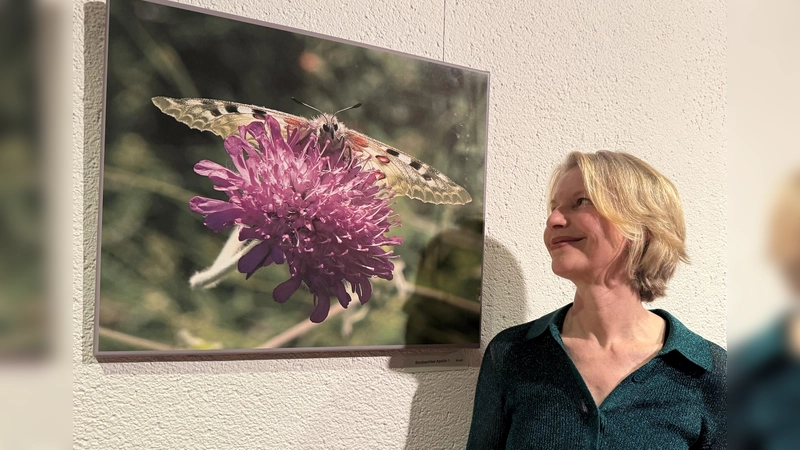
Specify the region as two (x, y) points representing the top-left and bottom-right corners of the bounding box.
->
(550, 237), (584, 250)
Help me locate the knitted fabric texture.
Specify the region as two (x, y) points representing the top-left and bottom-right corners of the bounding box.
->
(466, 304), (727, 449)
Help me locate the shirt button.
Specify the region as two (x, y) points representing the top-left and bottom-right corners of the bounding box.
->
(632, 373), (642, 383)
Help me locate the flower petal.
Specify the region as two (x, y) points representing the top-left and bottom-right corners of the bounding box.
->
(223, 135), (252, 184)
(238, 227), (262, 241)
(237, 241), (272, 278)
(273, 276), (303, 303)
(309, 291), (331, 323)
(194, 160), (234, 178)
(189, 197), (242, 232)
(356, 279), (372, 304)
(272, 246), (285, 264)
(189, 196), (234, 215)
(265, 116), (288, 149)
(335, 281), (351, 308)
(204, 212), (240, 232)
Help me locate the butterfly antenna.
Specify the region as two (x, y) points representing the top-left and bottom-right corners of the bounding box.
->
(291, 97), (324, 115)
(334, 102), (362, 116)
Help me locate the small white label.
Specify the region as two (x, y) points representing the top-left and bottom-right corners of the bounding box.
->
(402, 351), (468, 373)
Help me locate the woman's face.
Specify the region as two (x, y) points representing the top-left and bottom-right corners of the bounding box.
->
(775, 225), (800, 297)
(544, 168), (629, 285)
(771, 195), (800, 297)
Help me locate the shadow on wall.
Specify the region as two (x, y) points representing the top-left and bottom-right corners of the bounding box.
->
(390, 233), (527, 449)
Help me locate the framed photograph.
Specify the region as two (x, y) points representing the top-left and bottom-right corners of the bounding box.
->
(95, 0), (489, 357)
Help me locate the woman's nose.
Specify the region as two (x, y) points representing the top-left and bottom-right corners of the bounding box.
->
(546, 208), (567, 228)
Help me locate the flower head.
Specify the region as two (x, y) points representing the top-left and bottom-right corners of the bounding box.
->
(189, 117), (402, 323)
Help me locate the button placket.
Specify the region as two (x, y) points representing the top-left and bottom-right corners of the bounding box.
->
(595, 411), (605, 449)
(630, 361), (656, 384)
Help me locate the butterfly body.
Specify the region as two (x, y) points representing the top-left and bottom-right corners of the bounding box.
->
(152, 96), (472, 205)
(305, 113), (349, 156)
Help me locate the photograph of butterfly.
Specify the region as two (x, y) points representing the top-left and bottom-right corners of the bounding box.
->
(95, 0), (488, 357)
(151, 96), (473, 205)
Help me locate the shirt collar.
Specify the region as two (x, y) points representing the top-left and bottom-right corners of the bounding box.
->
(525, 304), (570, 340)
(525, 303), (713, 372)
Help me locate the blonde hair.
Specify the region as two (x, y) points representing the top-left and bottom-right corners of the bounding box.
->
(547, 151), (688, 302)
(769, 170), (800, 265)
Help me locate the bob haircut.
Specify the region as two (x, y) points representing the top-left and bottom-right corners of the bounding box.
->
(769, 170), (800, 265)
(547, 151), (688, 302)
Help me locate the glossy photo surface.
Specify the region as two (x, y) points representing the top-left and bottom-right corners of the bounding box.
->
(96, 0), (488, 356)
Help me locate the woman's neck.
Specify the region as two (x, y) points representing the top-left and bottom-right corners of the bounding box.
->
(563, 283), (664, 348)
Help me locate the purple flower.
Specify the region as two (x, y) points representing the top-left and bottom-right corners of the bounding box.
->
(189, 117), (402, 323)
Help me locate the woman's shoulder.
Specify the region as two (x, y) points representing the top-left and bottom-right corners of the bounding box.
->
(654, 308), (727, 382)
(700, 334), (727, 374)
(485, 305), (568, 352)
(654, 308), (726, 349)
(486, 321), (534, 349)
(704, 341), (728, 388)
(480, 320), (539, 368)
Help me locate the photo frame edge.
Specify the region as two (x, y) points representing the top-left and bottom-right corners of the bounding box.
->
(93, 0), (492, 358)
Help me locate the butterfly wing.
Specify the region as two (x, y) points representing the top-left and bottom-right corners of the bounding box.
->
(153, 96), (473, 205)
(346, 130), (472, 205)
(151, 96), (310, 138)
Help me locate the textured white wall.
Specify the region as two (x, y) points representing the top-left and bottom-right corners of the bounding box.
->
(73, 0), (726, 448)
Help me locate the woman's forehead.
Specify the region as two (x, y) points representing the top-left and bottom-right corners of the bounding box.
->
(553, 168), (585, 194)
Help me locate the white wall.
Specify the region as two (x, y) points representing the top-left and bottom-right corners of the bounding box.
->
(73, 0), (726, 448)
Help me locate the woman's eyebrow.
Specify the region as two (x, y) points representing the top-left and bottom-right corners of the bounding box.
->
(571, 190), (588, 198)
(551, 190), (587, 206)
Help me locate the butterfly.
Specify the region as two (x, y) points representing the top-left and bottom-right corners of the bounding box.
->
(151, 96), (472, 205)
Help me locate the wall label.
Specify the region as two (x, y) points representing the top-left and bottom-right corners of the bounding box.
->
(402, 351), (468, 373)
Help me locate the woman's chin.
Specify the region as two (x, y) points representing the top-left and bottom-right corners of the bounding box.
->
(550, 264), (581, 280)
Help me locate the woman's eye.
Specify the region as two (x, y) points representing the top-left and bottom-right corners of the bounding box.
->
(576, 197), (592, 207)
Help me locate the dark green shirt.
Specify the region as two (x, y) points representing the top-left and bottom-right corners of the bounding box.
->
(729, 315), (800, 449)
(466, 304), (726, 449)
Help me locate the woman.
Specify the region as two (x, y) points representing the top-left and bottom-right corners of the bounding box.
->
(466, 151), (726, 449)
(730, 169), (800, 448)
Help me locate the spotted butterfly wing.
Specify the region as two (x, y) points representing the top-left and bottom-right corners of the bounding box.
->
(152, 96), (472, 205)
(345, 131), (472, 205)
(152, 96), (310, 138)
